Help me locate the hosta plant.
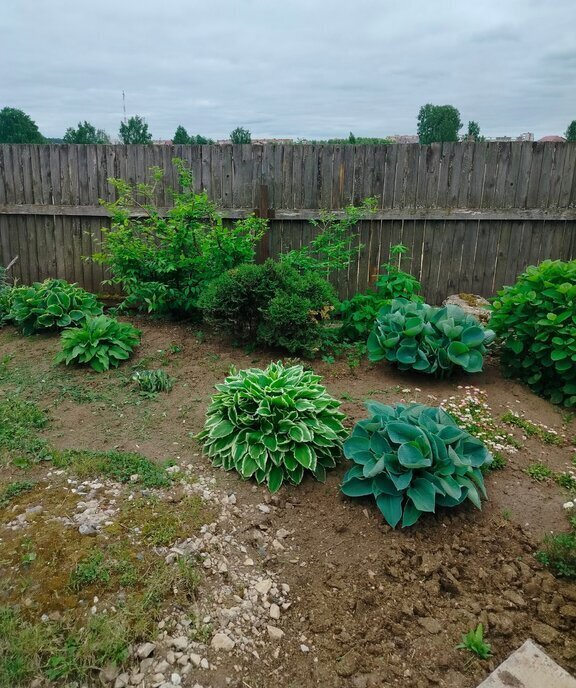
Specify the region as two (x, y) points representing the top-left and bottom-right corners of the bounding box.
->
(10, 279), (102, 335)
(342, 402), (492, 527)
(490, 259), (576, 407)
(198, 362), (347, 492)
(368, 298), (495, 377)
(55, 315), (141, 372)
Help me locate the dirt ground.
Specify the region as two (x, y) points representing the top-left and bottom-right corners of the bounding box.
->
(1, 318), (575, 688)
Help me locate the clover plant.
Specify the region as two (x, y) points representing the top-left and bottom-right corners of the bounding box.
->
(342, 402), (492, 527)
(368, 298), (495, 377)
(199, 362), (347, 492)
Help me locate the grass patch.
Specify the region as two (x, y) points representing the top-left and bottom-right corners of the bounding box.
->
(525, 463), (553, 482)
(69, 549), (111, 591)
(502, 411), (566, 446)
(0, 398), (48, 466)
(536, 531), (576, 579)
(0, 481), (35, 508)
(51, 449), (173, 488)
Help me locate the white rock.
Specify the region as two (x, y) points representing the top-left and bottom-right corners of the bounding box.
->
(137, 642), (156, 659)
(276, 528), (290, 539)
(171, 673), (182, 685)
(266, 625), (284, 640)
(254, 579), (273, 595)
(78, 523), (98, 535)
(244, 558), (254, 566)
(300, 644), (310, 653)
(258, 504), (271, 513)
(200, 658), (210, 669)
(189, 653), (202, 667)
(211, 633), (235, 651)
(269, 604), (281, 620)
(114, 673), (130, 688)
(171, 636), (189, 651)
(563, 501), (574, 509)
(271, 539), (285, 551)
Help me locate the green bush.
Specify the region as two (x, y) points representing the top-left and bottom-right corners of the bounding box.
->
(367, 298), (495, 377)
(342, 402), (492, 527)
(9, 279), (102, 335)
(199, 260), (337, 356)
(94, 159), (267, 317)
(490, 260), (576, 407)
(55, 315), (141, 372)
(198, 362), (347, 492)
(339, 244), (422, 342)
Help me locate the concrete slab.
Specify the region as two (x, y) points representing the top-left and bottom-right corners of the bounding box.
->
(477, 640), (576, 688)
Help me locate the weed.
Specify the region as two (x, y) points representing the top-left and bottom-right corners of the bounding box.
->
(51, 449), (173, 488)
(502, 508), (512, 520)
(456, 623), (492, 659)
(525, 463), (553, 482)
(340, 392), (354, 402)
(502, 411), (566, 446)
(169, 343), (183, 354)
(69, 550), (111, 591)
(555, 472), (576, 492)
(132, 369), (175, 395)
(536, 532), (576, 579)
(0, 481), (34, 508)
(0, 398), (48, 465)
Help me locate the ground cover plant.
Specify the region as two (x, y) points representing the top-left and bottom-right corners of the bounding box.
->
(55, 315), (141, 372)
(94, 159), (267, 318)
(490, 259), (576, 407)
(368, 298), (495, 377)
(199, 260), (337, 356)
(456, 623), (492, 659)
(132, 368), (175, 395)
(9, 279), (102, 335)
(338, 244), (423, 343)
(342, 402), (492, 527)
(199, 361), (347, 491)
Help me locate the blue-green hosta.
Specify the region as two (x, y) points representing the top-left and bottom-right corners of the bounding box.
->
(199, 362), (347, 492)
(367, 299), (495, 377)
(10, 279), (103, 335)
(342, 402), (492, 527)
(55, 315), (141, 372)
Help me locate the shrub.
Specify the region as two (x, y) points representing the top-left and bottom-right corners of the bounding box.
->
(198, 362), (347, 492)
(55, 315), (141, 372)
(0, 267), (13, 326)
(367, 298), (495, 377)
(199, 260), (337, 356)
(9, 279), (102, 335)
(339, 244), (422, 342)
(132, 369), (174, 394)
(490, 259), (576, 407)
(94, 159), (267, 317)
(341, 402), (492, 527)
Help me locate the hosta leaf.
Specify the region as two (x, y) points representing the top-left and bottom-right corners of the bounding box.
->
(401, 500), (422, 527)
(267, 466), (283, 493)
(209, 420), (235, 439)
(376, 493), (403, 528)
(294, 444), (315, 470)
(341, 477), (374, 497)
(397, 442), (431, 469)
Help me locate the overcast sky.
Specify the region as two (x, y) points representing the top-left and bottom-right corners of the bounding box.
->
(2, 0), (575, 140)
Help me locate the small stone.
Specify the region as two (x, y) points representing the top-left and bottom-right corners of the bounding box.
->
(171, 673), (182, 685)
(200, 658), (210, 669)
(211, 633), (235, 651)
(258, 504), (271, 513)
(79, 523), (98, 536)
(137, 642), (156, 659)
(189, 653), (202, 667)
(267, 625), (285, 640)
(171, 636), (189, 651)
(418, 617), (442, 634)
(276, 528), (290, 539)
(255, 579), (273, 595)
(114, 673), (130, 688)
(244, 558), (254, 566)
(300, 644), (310, 653)
(269, 604), (281, 620)
(100, 664), (120, 683)
(271, 539), (285, 551)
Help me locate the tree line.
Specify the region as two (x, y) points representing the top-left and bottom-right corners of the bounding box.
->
(1, 105), (575, 145)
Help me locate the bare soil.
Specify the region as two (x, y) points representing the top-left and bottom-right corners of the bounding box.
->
(1, 319), (575, 688)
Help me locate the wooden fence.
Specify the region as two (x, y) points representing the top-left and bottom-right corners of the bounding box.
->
(0, 142), (575, 304)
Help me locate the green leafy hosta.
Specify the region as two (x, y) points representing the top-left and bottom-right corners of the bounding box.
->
(342, 402), (492, 527)
(490, 259), (576, 407)
(368, 298), (495, 377)
(199, 362), (347, 492)
(10, 279), (102, 335)
(55, 315), (141, 372)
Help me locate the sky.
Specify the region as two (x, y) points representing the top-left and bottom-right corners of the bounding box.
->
(1, 0), (575, 141)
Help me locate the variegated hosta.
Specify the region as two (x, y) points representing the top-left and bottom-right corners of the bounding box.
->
(199, 362), (347, 492)
(342, 402), (492, 528)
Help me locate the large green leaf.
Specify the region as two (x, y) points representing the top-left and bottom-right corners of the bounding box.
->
(376, 494), (403, 528)
(406, 477), (437, 512)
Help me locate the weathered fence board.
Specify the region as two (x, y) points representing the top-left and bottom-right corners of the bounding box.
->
(0, 142), (574, 304)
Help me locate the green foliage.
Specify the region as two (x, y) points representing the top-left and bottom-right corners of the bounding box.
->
(465, 120), (484, 142)
(0, 107), (45, 144)
(501, 411), (566, 446)
(281, 197), (377, 277)
(339, 244), (422, 342)
(229, 126), (251, 143)
(490, 259), (576, 407)
(199, 362), (347, 492)
(9, 279), (102, 336)
(119, 115), (152, 144)
(566, 120), (576, 142)
(368, 299), (495, 377)
(0, 397), (48, 464)
(200, 260), (337, 356)
(172, 126), (213, 144)
(95, 159), (266, 317)
(0, 481), (35, 508)
(0, 268), (14, 326)
(63, 121), (110, 144)
(342, 402), (492, 528)
(51, 448), (172, 487)
(536, 531), (576, 579)
(132, 369), (174, 394)
(300, 134), (392, 145)
(55, 315), (140, 372)
(456, 624), (492, 659)
(525, 462), (553, 481)
(69, 550), (110, 591)
(417, 103), (462, 144)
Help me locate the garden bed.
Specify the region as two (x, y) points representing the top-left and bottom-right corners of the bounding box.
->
(1, 319), (575, 688)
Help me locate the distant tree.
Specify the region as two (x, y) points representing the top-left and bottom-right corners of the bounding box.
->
(566, 120), (576, 142)
(417, 104), (462, 144)
(63, 121), (110, 144)
(465, 120), (485, 142)
(230, 126), (251, 144)
(119, 115), (152, 144)
(0, 107), (45, 143)
(193, 134), (215, 144)
(172, 125), (191, 144)
(348, 132), (357, 144)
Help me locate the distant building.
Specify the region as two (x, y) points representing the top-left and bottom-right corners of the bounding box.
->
(216, 138), (294, 145)
(486, 132), (534, 142)
(388, 134), (419, 144)
(538, 135), (566, 142)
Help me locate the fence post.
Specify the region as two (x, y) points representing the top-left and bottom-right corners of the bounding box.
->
(255, 184), (274, 263)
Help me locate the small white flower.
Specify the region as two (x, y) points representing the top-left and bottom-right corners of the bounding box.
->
(563, 501), (574, 510)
